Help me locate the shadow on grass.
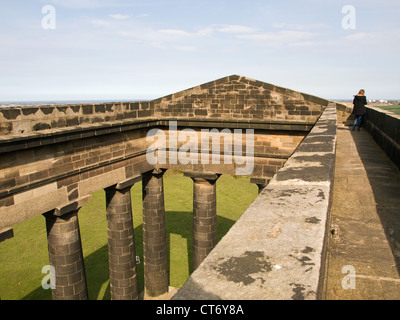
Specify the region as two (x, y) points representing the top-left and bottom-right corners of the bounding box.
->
(22, 210), (236, 300)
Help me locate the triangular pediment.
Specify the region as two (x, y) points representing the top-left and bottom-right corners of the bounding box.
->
(152, 75), (333, 122)
(152, 75), (330, 107)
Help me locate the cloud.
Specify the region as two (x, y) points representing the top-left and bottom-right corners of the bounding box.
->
(109, 14), (130, 20)
(90, 19), (111, 27)
(118, 22), (321, 50)
(343, 32), (382, 41)
(218, 25), (258, 34)
(174, 46), (199, 52)
(157, 27), (214, 38)
(272, 23), (327, 31)
(236, 30), (318, 47)
(45, 0), (106, 9)
(197, 27), (214, 36)
(158, 29), (192, 37)
(43, 0), (146, 9)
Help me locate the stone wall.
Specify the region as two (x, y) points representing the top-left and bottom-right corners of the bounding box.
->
(150, 126), (306, 179)
(0, 102), (153, 135)
(0, 75), (335, 232)
(0, 125), (153, 230)
(364, 106), (400, 169)
(0, 120), (306, 232)
(0, 75), (342, 300)
(0, 75), (346, 136)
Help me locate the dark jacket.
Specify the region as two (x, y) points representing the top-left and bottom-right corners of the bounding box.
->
(352, 95), (367, 116)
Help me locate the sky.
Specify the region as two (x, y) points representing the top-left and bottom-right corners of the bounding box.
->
(0, 0), (399, 102)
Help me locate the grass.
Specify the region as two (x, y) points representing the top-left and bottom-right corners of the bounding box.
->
(0, 171), (258, 300)
(376, 105), (400, 115)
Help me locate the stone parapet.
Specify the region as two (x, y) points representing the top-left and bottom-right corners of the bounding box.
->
(0, 102), (153, 135)
(364, 106), (400, 169)
(173, 103), (337, 300)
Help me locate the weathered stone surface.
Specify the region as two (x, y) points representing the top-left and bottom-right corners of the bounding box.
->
(185, 172), (220, 270)
(0, 76), (346, 300)
(105, 183), (139, 300)
(142, 169), (169, 297)
(44, 209), (88, 300)
(325, 122), (400, 300)
(173, 103), (337, 300)
(0, 75), (344, 136)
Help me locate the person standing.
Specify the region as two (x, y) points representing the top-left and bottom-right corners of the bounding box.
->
(352, 89), (367, 131)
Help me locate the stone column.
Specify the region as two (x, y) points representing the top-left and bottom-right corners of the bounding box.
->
(43, 196), (91, 300)
(184, 172), (220, 270)
(141, 168), (168, 298)
(250, 177), (270, 194)
(105, 176), (141, 300)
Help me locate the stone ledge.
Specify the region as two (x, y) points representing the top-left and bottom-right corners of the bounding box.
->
(0, 117), (314, 154)
(53, 195), (93, 217)
(173, 185), (331, 300)
(0, 149), (148, 199)
(172, 103), (337, 300)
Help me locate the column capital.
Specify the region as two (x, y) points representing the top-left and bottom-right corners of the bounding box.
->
(143, 168), (167, 178)
(184, 171), (221, 182)
(44, 195), (92, 217)
(107, 175), (142, 192)
(250, 177), (269, 185)
(250, 177), (270, 193)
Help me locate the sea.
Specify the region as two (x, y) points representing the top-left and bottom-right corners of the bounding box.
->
(0, 99), (151, 108)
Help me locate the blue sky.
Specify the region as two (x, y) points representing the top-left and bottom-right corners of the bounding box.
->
(0, 0), (399, 101)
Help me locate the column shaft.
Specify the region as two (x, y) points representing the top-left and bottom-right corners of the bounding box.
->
(184, 172), (220, 271)
(192, 178), (218, 270)
(44, 210), (88, 300)
(105, 185), (138, 300)
(142, 169), (168, 297)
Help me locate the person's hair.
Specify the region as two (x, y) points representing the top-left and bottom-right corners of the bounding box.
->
(358, 89), (365, 96)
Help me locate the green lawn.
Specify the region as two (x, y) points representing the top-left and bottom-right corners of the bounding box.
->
(0, 171), (258, 300)
(376, 105), (400, 115)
